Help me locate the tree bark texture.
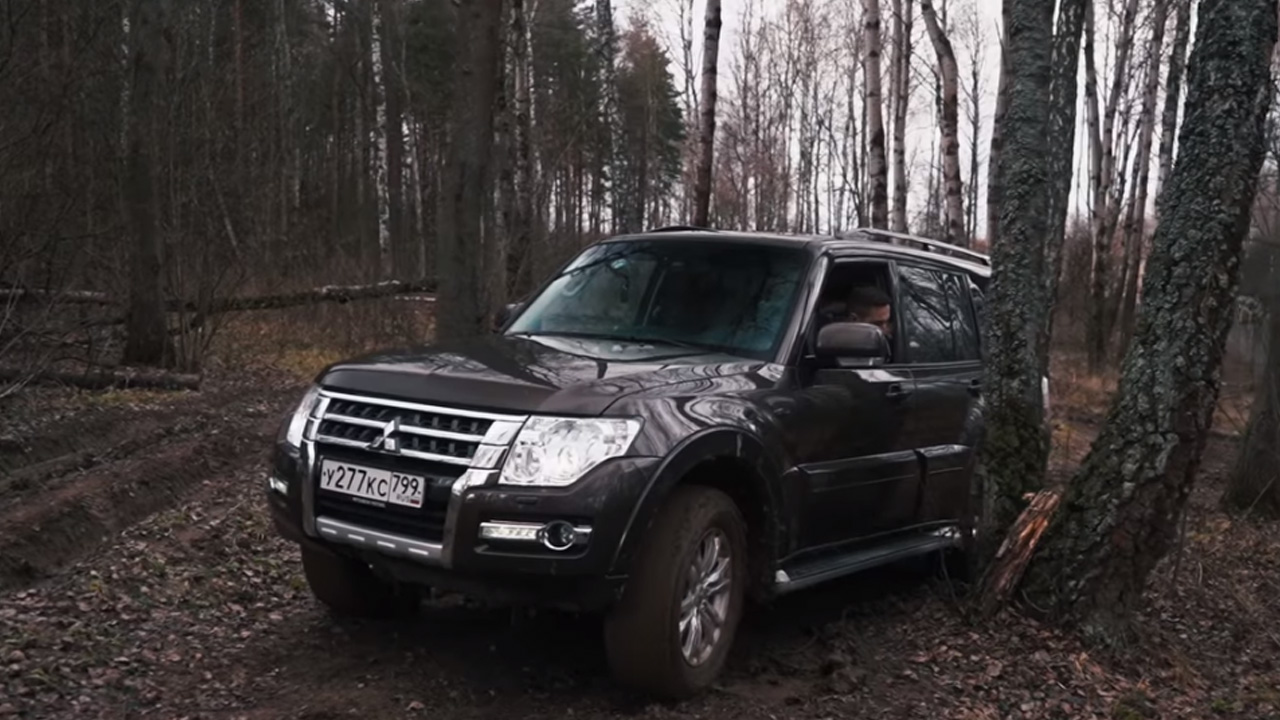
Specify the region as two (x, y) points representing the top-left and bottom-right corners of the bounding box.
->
(122, 0), (173, 368)
(436, 0), (503, 342)
(920, 1), (963, 246)
(863, 0), (889, 229)
(1038, 0), (1089, 376)
(692, 0), (722, 227)
(1021, 0), (1277, 642)
(1222, 303), (1280, 518)
(980, 0), (1055, 540)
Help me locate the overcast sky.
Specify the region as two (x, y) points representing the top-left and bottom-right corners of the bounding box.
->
(613, 0), (1177, 240)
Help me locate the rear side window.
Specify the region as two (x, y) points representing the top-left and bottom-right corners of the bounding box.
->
(896, 265), (981, 364)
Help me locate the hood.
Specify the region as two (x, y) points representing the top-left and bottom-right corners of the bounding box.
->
(317, 333), (769, 415)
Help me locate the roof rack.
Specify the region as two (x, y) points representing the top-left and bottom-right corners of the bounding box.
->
(647, 225), (718, 233)
(841, 228), (990, 266)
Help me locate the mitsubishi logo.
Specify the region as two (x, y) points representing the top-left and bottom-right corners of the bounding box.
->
(367, 417), (401, 454)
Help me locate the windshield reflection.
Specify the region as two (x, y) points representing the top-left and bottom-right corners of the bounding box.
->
(506, 240), (808, 361)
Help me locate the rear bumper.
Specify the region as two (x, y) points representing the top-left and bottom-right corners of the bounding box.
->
(267, 441), (660, 611)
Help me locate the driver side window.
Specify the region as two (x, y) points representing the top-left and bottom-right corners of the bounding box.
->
(808, 260), (895, 352)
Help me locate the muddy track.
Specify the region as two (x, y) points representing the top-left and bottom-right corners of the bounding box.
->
(0, 383), (300, 591)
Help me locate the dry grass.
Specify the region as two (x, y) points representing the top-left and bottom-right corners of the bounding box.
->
(206, 297), (436, 382)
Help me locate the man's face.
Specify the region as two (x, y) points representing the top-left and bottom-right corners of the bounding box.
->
(853, 303), (893, 339)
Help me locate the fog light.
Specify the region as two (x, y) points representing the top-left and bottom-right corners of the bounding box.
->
(539, 521), (590, 552)
(268, 475), (288, 495)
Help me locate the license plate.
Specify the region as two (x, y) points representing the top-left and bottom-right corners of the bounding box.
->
(318, 459), (425, 508)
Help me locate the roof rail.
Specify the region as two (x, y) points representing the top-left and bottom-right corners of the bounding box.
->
(842, 228), (990, 266)
(647, 224), (718, 233)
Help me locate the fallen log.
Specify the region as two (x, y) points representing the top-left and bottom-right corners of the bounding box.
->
(3, 280), (437, 315)
(0, 288), (114, 306)
(0, 366), (202, 392)
(189, 279), (436, 314)
(973, 488), (1063, 617)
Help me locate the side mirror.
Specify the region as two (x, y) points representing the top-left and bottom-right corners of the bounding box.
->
(815, 322), (889, 366)
(494, 302), (525, 331)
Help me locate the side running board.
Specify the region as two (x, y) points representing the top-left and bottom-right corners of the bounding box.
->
(773, 528), (962, 595)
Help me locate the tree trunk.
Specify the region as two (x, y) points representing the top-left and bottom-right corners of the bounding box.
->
(889, 0), (912, 233)
(436, 0), (503, 341)
(980, 0), (1056, 539)
(692, 0), (722, 227)
(1019, 0), (1276, 642)
(1222, 302), (1280, 518)
(985, 60), (1008, 247)
(920, 1), (963, 246)
(1156, 0), (1192, 213)
(122, 0), (173, 368)
(371, 0), (393, 278)
(1086, 0), (1140, 373)
(863, 0), (889, 229)
(1116, 0), (1171, 355)
(506, 0), (535, 296)
(383, 0), (405, 275)
(1037, 0), (1088, 376)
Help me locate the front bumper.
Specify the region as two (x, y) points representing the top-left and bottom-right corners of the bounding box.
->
(266, 390), (660, 607)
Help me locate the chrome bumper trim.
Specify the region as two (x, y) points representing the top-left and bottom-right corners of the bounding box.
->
(315, 516), (445, 564)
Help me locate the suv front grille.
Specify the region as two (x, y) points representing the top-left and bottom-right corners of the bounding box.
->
(314, 393), (515, 465)
(308, 391), (528, 544)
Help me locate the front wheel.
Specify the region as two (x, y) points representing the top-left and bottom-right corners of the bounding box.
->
(604, 486), (748, 699)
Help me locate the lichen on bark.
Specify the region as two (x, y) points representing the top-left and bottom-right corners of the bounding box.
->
(1019, 0), (1277, 643)
(979, 0), (1055, 540)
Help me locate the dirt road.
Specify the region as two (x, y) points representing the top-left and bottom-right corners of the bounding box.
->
(1, 378), (1276, 719)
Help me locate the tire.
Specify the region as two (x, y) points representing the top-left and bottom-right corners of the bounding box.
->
(604, 486), (748, 699)
(301, 546), (420, 618)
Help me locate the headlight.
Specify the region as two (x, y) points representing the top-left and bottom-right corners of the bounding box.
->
(283, 384), (323, 448)
(499, 417), (642, 487)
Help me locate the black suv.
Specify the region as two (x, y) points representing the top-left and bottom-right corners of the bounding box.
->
(266, 227), (1004, 698)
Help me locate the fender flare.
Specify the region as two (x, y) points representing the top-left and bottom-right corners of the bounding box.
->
(608, 427), (788, 578)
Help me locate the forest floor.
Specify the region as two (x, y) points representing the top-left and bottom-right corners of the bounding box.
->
(0, 309), (1277, 719)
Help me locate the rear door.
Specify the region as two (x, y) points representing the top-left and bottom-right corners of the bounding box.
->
(892, 263), (983, 528)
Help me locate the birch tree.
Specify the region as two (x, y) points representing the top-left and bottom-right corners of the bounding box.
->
(888, 0), (912, 232)
(1037, 0), (1088, 372)
(372, 0), (393, 278)
(863, 0), (889, 228)
(979, 0), (1056, 537)
(692, 0), (722, 227)
(920, 1), (963, 245)
(1156, 0), (1193, 210)
(1086, 0), (1141, 373)
(1020, 0), (1277, 641)
(1116, 0), (1172, 352)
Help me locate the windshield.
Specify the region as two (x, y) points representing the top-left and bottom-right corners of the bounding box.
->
(507, 240), (809, 360)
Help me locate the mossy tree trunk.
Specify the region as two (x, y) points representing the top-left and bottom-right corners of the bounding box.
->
(1020, 0), (1277, 643)
(979, 0), (1056, 539)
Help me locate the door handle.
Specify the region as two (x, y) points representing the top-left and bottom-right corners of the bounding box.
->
(967, 378), (983, 396)
(886, 384), (912, 400)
